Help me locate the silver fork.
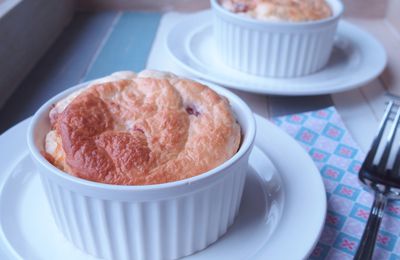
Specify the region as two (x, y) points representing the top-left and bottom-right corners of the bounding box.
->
(355, 101), (400, 259)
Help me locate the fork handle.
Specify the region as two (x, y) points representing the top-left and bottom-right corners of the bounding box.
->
(354, 193), (387, 260)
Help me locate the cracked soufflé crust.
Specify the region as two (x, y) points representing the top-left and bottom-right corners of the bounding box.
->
(45, 71), (241, 185)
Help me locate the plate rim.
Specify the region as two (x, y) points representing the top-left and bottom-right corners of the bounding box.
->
(0, 114), (326, 260)
(251, 114), (326, 259)
(0, 118), (30, 260)
(166, 10), (387, 96)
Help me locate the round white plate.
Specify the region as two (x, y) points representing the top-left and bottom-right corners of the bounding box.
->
(167, 11), (387, 96)
(0, 115), (326, 260)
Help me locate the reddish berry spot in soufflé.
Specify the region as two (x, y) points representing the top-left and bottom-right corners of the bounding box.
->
(186, 106), (200, 117)
(133, 126), (144, 134)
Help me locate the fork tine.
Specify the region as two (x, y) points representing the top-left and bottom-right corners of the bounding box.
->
(390, 106), (400, 174)
(378, 103), (400, 173)
(364, 101), (394, 170)
(392, 146), (400, 175)
(356, 101), (400, 259)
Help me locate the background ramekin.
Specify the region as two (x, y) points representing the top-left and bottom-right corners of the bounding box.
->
(211, 0), (344, 78)
(27, 79), (256, 260)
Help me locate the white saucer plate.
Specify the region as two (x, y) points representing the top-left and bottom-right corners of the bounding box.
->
(167, 11), (387, 96)
(0, 115), (326, 260)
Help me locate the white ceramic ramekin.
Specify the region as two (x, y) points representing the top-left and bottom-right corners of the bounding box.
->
(211, 0), (344, 78)
(27, 79), (256, 260)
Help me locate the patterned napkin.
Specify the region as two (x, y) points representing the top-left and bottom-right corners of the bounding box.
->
(273, 107), (400, 260)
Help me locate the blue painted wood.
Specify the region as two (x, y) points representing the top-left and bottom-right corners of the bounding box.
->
(82, 12), (162, 81)
(0, 12), (119, 133)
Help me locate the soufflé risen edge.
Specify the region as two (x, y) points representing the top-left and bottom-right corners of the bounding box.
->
(44, 70), (241, 186)
(220, 0), (332, 22)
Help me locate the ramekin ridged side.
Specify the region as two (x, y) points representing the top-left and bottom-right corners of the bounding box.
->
(38, 162), (247, 260)
(211, 0), (344, 78)
(27, 80), (256, 260)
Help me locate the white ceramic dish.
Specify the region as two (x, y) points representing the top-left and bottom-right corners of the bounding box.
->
(211, 0), (344, 77)
(166, 11), (387, 96)
(26, 79), (256, 260)
(0, 114), (326, 260)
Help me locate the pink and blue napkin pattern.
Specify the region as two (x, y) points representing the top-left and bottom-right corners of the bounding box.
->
(273, 107), (400, 260)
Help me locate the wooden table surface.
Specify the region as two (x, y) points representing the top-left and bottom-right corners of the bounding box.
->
(0, 9), (398, 151)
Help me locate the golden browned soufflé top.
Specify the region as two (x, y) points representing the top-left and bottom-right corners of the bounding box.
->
(220, 0), (332, 22)
(44, 71), (241, 185)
